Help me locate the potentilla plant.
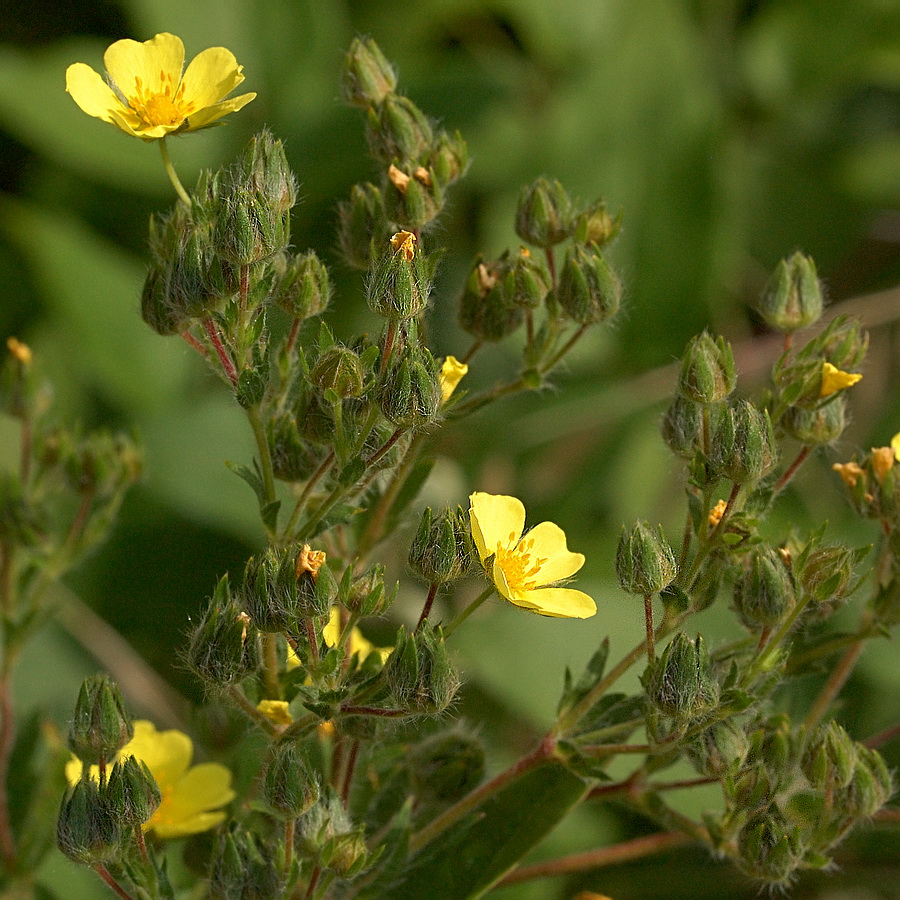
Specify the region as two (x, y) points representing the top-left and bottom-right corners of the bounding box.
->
(0, 30), (894, 900)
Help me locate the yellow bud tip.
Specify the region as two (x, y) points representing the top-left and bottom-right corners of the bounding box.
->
(413, 166), (432, 186)
(708, 499), (728, 527)
(439, 355), (469, 402)
(832, 461), (864, 488)
(318, 721), (336, 738)
(820, 361), (862, 398)
(870, 446), (895, 484)
(256, 700), (292, 726)
(390, 230), (416, 261)
(296, 544), (326, 581)
(387, 164), (410, 194)
(6, 337), (32, 366)
(519, 246), (531, 258)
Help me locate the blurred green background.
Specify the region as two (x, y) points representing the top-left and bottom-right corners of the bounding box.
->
(1, 0), (899, 897)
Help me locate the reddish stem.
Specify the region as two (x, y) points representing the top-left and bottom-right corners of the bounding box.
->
(285, 317), (302, 356)
(203, 318), (239, 386)
(341, 739), (361, 806)
(774, 445), (811, 495)
(180, 330), (209, 357)
(865, 721), (900, 750)
(643, 594), (655, 664)
(416, 583), (439, 632)
(365, 428), (404, 469)
(94, 865), (137, 900)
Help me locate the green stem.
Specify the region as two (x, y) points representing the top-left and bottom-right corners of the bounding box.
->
(247, 405), (277, 511)
(226, 685), (279, 737)
(443, 587), (493, 638)
(409, 735), (556, 853)
(262, 633), (280, 700)
(281, 451), (335, 544)
(158, 138), (192, 208)
(542, 322), (588, 372)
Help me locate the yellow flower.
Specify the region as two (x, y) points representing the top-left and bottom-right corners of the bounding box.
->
(6, 337), (32, 366)
(65, 720), (234, 839)
(892, 431), (900, 463)
(65, 32), (255, 140)
(819, 362), (862, 398)
(286, 608), (391, 668)
(390, 230), (416, 261)
(439, 355), (468, 402)
(832, 461), (865, 488)
(871, 446), (895, 485)
(708, 499), (728, 527)
(257, 699), (292, 726)
(468, 492), (596, 618)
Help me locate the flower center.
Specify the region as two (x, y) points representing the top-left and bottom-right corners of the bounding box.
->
(494, 532), (547, 592)
(127, 72), (196, 128)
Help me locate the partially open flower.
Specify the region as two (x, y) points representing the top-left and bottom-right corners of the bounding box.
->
(469, 492), (596, 618)
(66, 32), (255, 140)
(439, 356), (468, 402)
(819, 362), (862, 398)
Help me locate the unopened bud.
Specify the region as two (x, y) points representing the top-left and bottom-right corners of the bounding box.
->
(338, 182), (388, 271)
(574, 199), (622, 247)
(458, 258), (524, 341)
(733, 548), (795, 629)
(367, 232), (431, 319)
(311, 346), (365, 399)
(408, 506), (474, 584)
(515, 177), (573, 248)
(783, 396), (846, 445)
(796, 543), (856, 606)
(296, 545), (336, 618)
(846, 746), (893, 818)
(105, 757), (161, 829)
(271, 250), (332, 321)
(378, 345), (441, 428)
(242, 547), (302, 633)
(737, 810), (802, 885)
(756, 251), (823, 333)
(688, 719), (749, 777)
(263, 741), (320, 819)
(615, 521), (676, 595)
(341, 37), (397, 108)
(645, 633), (718, 717)
(802, 722), (857, 792)
(556, 244), (621, 324)
(429, 130), (469, 185)
(661, 395), (706, 458)
(68, 675), (133, 767)
(385, 624), (458, 714)
(366, 94), (434, 164)
(56, 778), (121, 865)
(678, 332), (736, 405)
(709, 401), (777, 484)
(503, 248), (551, 310)
(210, 824), (287, 900)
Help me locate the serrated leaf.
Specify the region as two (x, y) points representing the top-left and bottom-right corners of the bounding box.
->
(261, 500), (281, 532)
(225, 459), (266, 505)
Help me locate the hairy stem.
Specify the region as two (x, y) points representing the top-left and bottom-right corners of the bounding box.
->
(158, 138), (192, 207)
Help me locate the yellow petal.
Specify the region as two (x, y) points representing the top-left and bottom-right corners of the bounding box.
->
(510, 587), (597, 618)
(440, 355), (468, 402)
(151, 810), (227, 839)
(64, 757), (83, 786)
(257, 699), (293, 725)
(104, 33), (184, 99)
(520, 521), (585, 585)
(185, 92), (256, 130)
(180, 46), (244, 111)
(65, 63), (124, 123)
(167, 762), (235, 813)
(820, 361), (862, 398)
(323, 607), (342, 647)
(469, 492), (525, 561)
(123, 720), (192, 788)
(892, 431), (900, 463)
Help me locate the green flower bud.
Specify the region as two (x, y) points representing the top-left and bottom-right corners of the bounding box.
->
(677, 332), (736, 405)
(366, 95), (434, 164)
(367, 232), (431, 320)
(385, 624), (458, 714)
(796, 543), (856, 606)
(408, 506), (474, 584)
(515, 177), (573, 248)
(687, 719), (749, 778)
(311, 346), (365, 399)
(210, 824), (287, 900)
(556, 243), (621, 324)
(57, 778), (121, 865)
(105, 757), (161, 829)
(242, 547), (302, 633)
(187, 576), (259, 686)
(458, 258), (524, 341)
(338, 183), (388, 271)
(377, 345), (441, 428)
(660, 395), (707, 459)
(709, 401), (777, 484)
(645, 633), (718, 717)
(819, 315), (868, 369)
(271, 250), (332, 321)
(782, 396), (846, 446)
(845, 746), (893, 818)
(341, 37), (397, 108)
(408, 731), (485, 805)
(737, 810), (803, 886)
(733, 548), (796, 629)
(756, 251), (823, 333)
(263, 742), (320, 820)
(429, 130), (469, 186)
(615, 521), (676, 595)
(141, 264), (189, 336)
(801, 722), (857, 793)
(345, 564), (394, 616)
(295, 392), (339, 447)
(296, 789), (371, 875)
(324, 830), (371, 877)
(68, 675), (133, 767)
(573, 199), (622, 247)
(502, 248), (551, 309)
(385, 165), (444, 231)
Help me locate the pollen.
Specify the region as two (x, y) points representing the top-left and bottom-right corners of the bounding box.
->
(494, 535), (547, 592)
(127, 73), (195, 128)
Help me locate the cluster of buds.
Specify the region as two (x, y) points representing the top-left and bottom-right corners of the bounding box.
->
(209, 823), (288, 898)
(407, 506), (475, 584)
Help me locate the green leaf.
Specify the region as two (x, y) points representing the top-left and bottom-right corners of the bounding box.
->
(260, 500), (281, 533)
(557, 638), (609, 714)
(383, 761), (587, 899)
(225, 459), (266, 506)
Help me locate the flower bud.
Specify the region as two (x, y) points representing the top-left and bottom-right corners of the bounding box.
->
(737, 810), (803, 885)
(408, 506), (474, 584)
(429, 130), (469, 185)
(68, 675), (133, 767)
(709, 401), (777, 484)
(801, 722), (857, 793)
(187, 576), (260, 686)
(573, 199), (622, 247)
(556, 244), (621, 324)
(385, 166), (443, 231)
(263, 741), (320, 820)
(687, 719), (749, 777)
(57, 778), (121, 865)
(796, 543), (856, 606)
(311, 346), (365, 399)
(782, 396), (846, 445)
(845, 746), (893, 818)
(296, 789), (370, 876)
(210, 824), (287, 900)
(677, 332), (736, 405)
(271, 250), (332, 321)
(515, 177), (573, 247)
(242, 547), (302, 633)
(733, 548), (795, 629)
(367, 232), (431, 320)
(408, 731), (485, 805)
(819, 315), (869, 369)
(267, 414), (322, 482)
(338, 183), (387, 271)
(341, 37), (397, 108)
(377, 345), (441, 428)
(296, 545), (336, 619)
(385, 624), (458, 714)
(458, 259), (524, 341)
(645, 633), (718, 717)
(366, 95), (434, 164)
(615, 521), (676, 595)
(756, 251), (823, 333)
(105, 757), (161, 829)
(503, 247), (551, 310)
(140, 264), (189, 336)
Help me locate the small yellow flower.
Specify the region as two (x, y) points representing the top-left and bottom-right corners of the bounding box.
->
(832, 461), (865, 488)
(257, 699), (292, 726)
(65, 32), (255, 140)
(469, 492), (596, 618)
(6, 337), (32, 366)
(871, 446), (895, 484)
(65, 720), (234, 839)
(388, 164), (411, 194)
(296, 544), (326, 580)
(439, 356), (468, 402)
(708, 499), (728, 527)
(819, 362), (862, 398)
